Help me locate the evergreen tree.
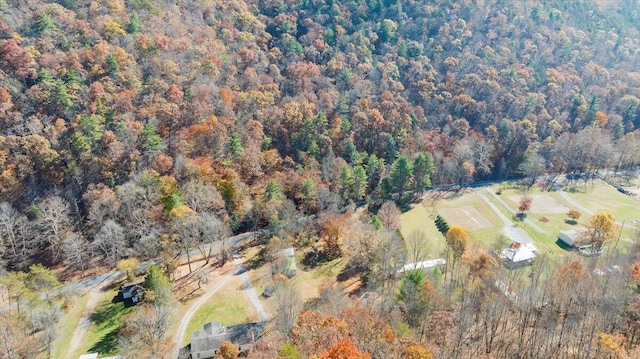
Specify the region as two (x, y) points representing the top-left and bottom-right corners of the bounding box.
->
(390, 155), (413, 199)
(128, 13), (142, 33)
(352, 166), (368, 201)
(413, 152), (435, 195)
(264, 180), (283, 202)
(339, 166), (355, 201)
(229, 132), (243, 156)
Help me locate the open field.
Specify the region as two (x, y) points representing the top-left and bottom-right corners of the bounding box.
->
(401, 175), (640, 265)
(435, 191), (505, 245)
(560, 179), (640, 222)
(439, 206), (493, 230)
(506, 193), (570, 214)
(181, 276), (259, 347)
(489, 180), (639, 255)
(401, 190), (506, 253)
(70, 288), (134, 357)
(400, 200), (444, 254)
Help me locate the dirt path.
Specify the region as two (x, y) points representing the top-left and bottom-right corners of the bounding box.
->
(553, 183), (594, 216)
(477, 190), (534, 245)
(65, 288), (101, 358)
(240, 269), (268, 321)
(173, 258), (241, 356)
(485, 190), (548, 234)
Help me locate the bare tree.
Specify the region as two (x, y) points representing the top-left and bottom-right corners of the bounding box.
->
(61, 232), (89, 275)
(198, 212), (230, 264)
(119, 304), (174, 359)
(273, 276), (303, 335)
(93, 220), (126, 266)
(0, 313), (41, 359)
(378, 201), (401, 230)
(406, 231), (433, 271)
(0, 202), (35, 266)
(181, 180), (225, 215)
(37, 196), (73, 261)
(172, 214), (203, 273)
(519, 149), (546, 188)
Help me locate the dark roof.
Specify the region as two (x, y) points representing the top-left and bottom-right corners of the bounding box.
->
(121, 282), (144, 293)
(191, 322), (266, 359)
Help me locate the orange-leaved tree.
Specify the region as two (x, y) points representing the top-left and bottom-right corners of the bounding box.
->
(318, 338), (370, 359)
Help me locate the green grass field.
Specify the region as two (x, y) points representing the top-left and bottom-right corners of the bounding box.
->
(401, 191), (505, 255)
(182, 287), (259, 346)
(71, 289), (133, 357)
(561, 179), (640, 222)
(401, 176), (640, 264)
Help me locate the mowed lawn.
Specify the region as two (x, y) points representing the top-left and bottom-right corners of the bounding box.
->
(560, 179), (640, 222)
(401, 190), (505, 255)
(182, 276), (259, 347)
(73, 288), (134, 358)
(485, 180), (639, 255)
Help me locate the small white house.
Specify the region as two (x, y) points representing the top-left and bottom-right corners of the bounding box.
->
(499, 241), (536, 269)
(558, 229), (583, 247)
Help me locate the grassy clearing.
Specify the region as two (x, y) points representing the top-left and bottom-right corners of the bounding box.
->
(561, 179), (640, 221)
(439, 191), (504, 246)
(74, 289), (133, 357)
(491, 183), (639, 258)
(50, 290), (91, 359)
(83, 290), (134, 355)
(400, 200), (444, 254)
(182, 283), (259, 347)
(401, 191), (505, 254)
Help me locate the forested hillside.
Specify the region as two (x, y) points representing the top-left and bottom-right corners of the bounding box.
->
(2, 0), (640, 357)
(2, 0), (640, 269)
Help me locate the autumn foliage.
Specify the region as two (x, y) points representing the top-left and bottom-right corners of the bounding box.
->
(318, 338), (371, 359)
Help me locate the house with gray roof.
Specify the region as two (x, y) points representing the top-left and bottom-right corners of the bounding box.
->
(190, 321), (266, 359)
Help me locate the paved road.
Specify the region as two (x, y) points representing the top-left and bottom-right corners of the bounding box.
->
(0, 231), (264, 313)
(172, 259), (269, 358)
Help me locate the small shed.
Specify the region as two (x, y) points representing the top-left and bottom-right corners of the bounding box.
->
(558, 229), (583, 247)
(500, 242), (536, 269)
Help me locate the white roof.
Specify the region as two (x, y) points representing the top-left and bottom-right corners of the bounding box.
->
(521, 242), (538, 253)
(398, 259), (446, 273)
(500, 245), (536, 263)
(79, 354), (98, 359)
